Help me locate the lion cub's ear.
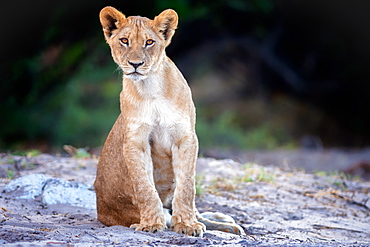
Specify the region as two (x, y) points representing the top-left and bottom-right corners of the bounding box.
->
(100, 6), (126, 40)
(154, 9), (178, 47)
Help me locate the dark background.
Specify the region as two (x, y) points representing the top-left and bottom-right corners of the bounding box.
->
(1, 0), (370, 152)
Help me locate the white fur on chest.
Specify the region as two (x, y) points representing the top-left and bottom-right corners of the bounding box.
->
(126, 75), (190, 149)
(142, 97), (183, 127)
(137, 75), (185, 126)
(148, 98), (185, 149)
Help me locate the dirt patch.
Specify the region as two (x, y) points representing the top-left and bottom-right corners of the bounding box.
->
(0, 152), (369, 246)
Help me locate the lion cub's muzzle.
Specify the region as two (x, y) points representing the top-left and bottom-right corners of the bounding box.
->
(128, 61), (144, 70)
(127, 60), (145, 75)
(123, 60), (149, 81)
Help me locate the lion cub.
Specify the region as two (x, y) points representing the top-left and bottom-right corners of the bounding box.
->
(94, 6), (245, 237)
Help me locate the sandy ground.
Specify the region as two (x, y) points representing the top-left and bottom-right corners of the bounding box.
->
(0, 151), (369, 246)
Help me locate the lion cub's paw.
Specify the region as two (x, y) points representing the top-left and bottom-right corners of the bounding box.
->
(173, 221), (206, 237)
(130, 223), (165, 233)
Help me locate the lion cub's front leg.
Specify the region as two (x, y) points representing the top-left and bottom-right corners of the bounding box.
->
(124, 130), (166, 233)
(171, 134), (206, 237)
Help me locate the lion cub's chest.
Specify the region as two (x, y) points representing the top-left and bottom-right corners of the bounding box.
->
(131, 96), (188, 152)
(124, 75), (191, 154)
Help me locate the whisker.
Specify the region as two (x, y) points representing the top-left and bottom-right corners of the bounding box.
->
(114, 65), (122, 73)
(112, 66), (123, 80)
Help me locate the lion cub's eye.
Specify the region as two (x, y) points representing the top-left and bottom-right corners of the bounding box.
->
(120, 38), (129, 45)
(145, 39), (155, 46)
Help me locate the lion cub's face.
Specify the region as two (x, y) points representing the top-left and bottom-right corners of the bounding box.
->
(100, 7), (178, 81)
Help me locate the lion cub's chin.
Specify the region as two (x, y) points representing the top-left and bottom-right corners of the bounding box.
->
(124, 73), (148, 82)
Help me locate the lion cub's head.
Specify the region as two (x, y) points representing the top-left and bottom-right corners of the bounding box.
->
(100, 7), (178, 81)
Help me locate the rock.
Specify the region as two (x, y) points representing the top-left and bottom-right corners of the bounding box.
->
(4, 174), (96, 209)
(42, 178), (96, 209)
(4, 174), (49, 199)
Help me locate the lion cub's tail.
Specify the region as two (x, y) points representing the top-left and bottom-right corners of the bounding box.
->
(196, 211), (246, 235)
(164, 208), (245, 235)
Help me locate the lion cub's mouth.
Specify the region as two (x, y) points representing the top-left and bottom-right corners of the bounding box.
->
(127, 72), (144, 76)
(124, 71), (147, 81)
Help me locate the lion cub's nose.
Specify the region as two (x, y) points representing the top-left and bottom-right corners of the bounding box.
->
(128, 61), (144, 69)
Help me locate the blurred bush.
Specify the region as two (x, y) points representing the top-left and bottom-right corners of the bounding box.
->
(1, 0), (370, 151)
(1, 42), (120, 149)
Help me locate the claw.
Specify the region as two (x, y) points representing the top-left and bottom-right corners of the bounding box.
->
(129, 223), (165, 233)
(174, 221), (206, 237)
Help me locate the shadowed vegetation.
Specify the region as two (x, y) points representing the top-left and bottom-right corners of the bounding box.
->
(1, 0), (370, 151)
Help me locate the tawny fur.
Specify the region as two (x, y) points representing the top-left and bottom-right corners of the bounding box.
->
(94, 6), (245, 237)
